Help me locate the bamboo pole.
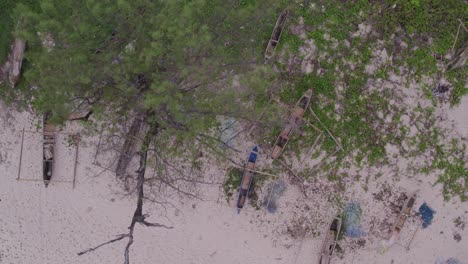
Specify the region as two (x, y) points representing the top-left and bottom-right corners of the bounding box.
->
(275, 158), (308, 198)
(406, 220), (423, 251)
(300, 132), (323, 165)
(17, 128), (25, 180)
(23, 130), (79, 135)
(230, 163), (281, 178)
(247, 98), (273, 136)
(93, 128), (103, 165)
(273, 98), (322, 133)
(308, 106), (344, 151)
(72, 135), (80, 189)
(17, 178), (72, 183)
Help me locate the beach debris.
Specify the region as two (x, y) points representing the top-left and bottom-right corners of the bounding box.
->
(447, 40), (468, 70)
(435, 257), (462, 264)
(236, 146), (258, 213)
(264, 9), (289, 62)
(319, 215), (342, 264)
(343, 202), (366, 238)
(263, 180), (286, 213)
(419, 203), (435, 228)
(390, 192), (416, 237)
(271, 89), (313, 159)
(454, 216), (465, 230)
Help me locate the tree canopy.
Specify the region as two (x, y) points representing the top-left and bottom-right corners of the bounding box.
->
(12, 0), (283, 130)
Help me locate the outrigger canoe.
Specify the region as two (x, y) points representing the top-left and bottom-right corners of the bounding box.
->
(264, 9), (289, 62)
(319, 215), (342, 264)
(390, 192), (416, 236)
(236, 146), (259, 213)
(43, 112), (57, 187)
(271, 89), (313, 159)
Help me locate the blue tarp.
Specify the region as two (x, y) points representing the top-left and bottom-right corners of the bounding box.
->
(344, 202), (366, 237)
(419, 203), (435, 228)
(248, 146), (258, 163)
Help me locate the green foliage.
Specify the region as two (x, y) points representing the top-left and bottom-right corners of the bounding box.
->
(447, 68), (468, 105)
(433, 140), (467, 201)
(376, 0), (466, 54)
(223, 167), (243, 200)
(406, 48), (437, 76)
(0, 0), (39, 61)
(0, 1), (16, 61)
(8, 0), (284, 143)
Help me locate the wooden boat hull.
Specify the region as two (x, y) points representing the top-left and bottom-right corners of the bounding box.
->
(43, 113), (56, 187)
(319, 215), (342, 264)
(271, 89), (313, 159)
(236, 146), (258, 212)
(391, 192), (416, 235)
(264, 9), (289, 61)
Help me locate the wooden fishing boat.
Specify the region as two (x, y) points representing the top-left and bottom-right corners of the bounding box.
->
(319, 215), (342, 264)
(264, 9), (289, 62)
(43, 112), (57, 187)
(390, 192), (416, 236)
(236, 146), (259, 213)
(271, 89), (313, 159)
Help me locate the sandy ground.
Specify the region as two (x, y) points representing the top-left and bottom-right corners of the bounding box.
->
(0, 93), (467, 264)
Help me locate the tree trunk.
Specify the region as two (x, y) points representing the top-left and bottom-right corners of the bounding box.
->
(115, 111), (148, 178)
(0, 38), (26, 87)
(447, 41), (468, 70)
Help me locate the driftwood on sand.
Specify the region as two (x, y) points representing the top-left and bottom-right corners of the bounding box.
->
(78, 123), (172, 264)
(447, 41), (468, 70)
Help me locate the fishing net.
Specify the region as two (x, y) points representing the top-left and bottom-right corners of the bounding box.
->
(343, 202), (366, 238)
(419, 203), (435, 228)
(263, 180), (286, 213)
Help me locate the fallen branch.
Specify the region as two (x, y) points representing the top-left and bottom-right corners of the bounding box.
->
(308, 106), (344, 151)
(79, 125), (173, 264)
(77, 234), (129, 256)
(273, 98), (322, 133)
(275, 158), (308, 198)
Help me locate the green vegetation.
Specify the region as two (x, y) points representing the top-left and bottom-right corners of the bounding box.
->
(1, 0), (467, 201)
(268, 0), (467, 200)
(223, 167), (243, 200)
(0, 1), (17, 61)
(0, 1), (39, 61)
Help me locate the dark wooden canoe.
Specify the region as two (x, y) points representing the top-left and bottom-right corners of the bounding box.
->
(236, 146), (259, 212)
(392, 192), (416, 234)
(271, 89), (313, 159)
(264, 9), (289, 62)
(43, 113), (56, 187)
(319, 215), (342, 264)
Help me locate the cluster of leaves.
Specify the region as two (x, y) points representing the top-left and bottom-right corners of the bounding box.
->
(374, 0), (466, 54)
(0, 0), (38, 61)
(8, 0), (287, 133)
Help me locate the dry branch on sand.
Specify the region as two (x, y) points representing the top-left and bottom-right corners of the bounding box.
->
(78, 125), (173, 264)
(78, 114), (212, 263)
